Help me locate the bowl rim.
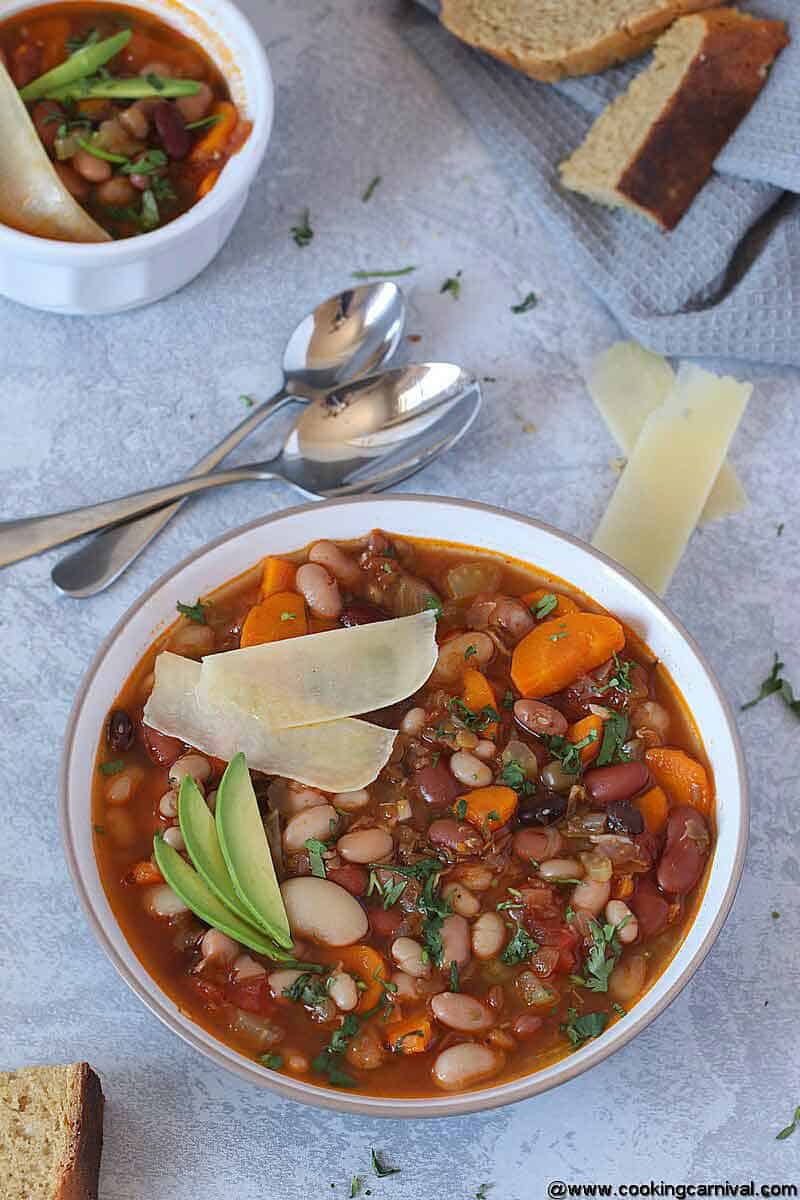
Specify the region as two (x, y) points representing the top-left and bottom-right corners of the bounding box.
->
(0, 0), (273, 258)
(60, 494), (749, 1117)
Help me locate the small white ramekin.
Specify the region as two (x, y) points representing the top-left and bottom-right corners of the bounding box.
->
(0, 0), (273, 315)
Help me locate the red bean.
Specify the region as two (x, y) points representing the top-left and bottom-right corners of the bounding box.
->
(54, 163), (89, 202)
(340, 603), (386, 627)
(415, 763), (461, 808)
(153, 100), (191, 160)
(326, 864), (368, 897)
(512, 827), (564, 864)
(11, 42), (42, 88)
(584, 762), (651, 805)
(367, 906), (403, 938)
(428, 819), (482, 854)
(628, 879), (669, 938)
(512, 1012), (543, 1040)
(141, 724), (184, 766)
(657, 805), (710, 896)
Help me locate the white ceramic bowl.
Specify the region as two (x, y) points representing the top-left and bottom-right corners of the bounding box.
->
(61, 496), (748, 1117)
(0, 0), (272, 315)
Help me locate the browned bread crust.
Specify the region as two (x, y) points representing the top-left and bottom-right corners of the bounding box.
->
(57, 1064), (104, 1200)
(617, 9), (789, 227)
(439, 0), (730, 81)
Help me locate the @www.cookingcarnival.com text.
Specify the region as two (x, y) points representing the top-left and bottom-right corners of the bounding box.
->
(545, 1184), (798, 1199)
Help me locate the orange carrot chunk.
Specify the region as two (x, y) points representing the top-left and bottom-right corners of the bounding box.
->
(634, 785), (670, 834)
(385, 1016), (434, 1055)
(462, 667), (498, 737)
(197, 168), (220, 199)
(259, 556), (297, 601)
(644, 748), (712, 817)
(239, 591), (307, 648)
(190, 101), (237, 162)
(320, 944), (389, 1013)
(511, 612), (625, 699)
(567, 714), (603, 765)
(458, 785), (518, 833)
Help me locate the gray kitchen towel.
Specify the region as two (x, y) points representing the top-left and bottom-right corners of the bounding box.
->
(405, 2), (800, 366)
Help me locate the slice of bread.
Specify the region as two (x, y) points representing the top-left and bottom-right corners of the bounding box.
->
(0, 1063), (104, 1200)
(439, 0), (730, 81)
(559, 8), (788, 229)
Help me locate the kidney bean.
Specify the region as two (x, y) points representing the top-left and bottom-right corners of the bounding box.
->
(326, 864), (368, 896)
(513, 699), (568, 737)
(606, 800), (645, 836)
(513, 826), (564, 864)
(96, 176), (137, 208)
(107, 709), (134, 752)
(415, 763), (461, 808)
(141, 724), (184, 766)
(584, 762), (651, 805)
(368, 905), (404, 939)
(628, 878), (669, 938)
(73, 147), (112, 183)
(176, 80), (214, 125)
(512, 1012), (544, 1040)
(296, 563), (342, 620)
(428, 819), (482, 854)
(54, 162), (90, 202)
(441, 914), (471, 968)
(340, 602), (386, 627)
(657, 805), (711, 896)
(153, 100), (191, 159)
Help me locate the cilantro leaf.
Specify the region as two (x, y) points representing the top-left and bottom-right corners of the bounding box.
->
(532, 593), (558, 619)
(501, 926), (539, 965)
(511, 292), (538, 314)
(260, 1053), (283, 1069)
(596, 712), (629, 766)
(304, 838), (328, 878)
(595, 653), (635, 695)
(423, 594), (443, 619)
(371, 1150), (401, 1177)
(362, 175), (382, 202)
(440, 271), (462, 300)
(291, 208), (313, 247)
(776, 1105), (800, 1141)
(176, 599), (206, 624)
(561, 1007), (608, 1047)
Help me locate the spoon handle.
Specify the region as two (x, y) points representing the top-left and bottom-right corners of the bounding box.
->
(50, 387), (295, 597)
(0, 464), (280, 570)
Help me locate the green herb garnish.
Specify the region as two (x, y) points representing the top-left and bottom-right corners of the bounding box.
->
(449, 960), (460, 992)
(510, 291), (538, 314)
(501, 926), (539, 965)
(543, 729), (598, 775)
(291, 209), (313, 248)
(99, 760), (124, 776)
(464, 643), (478, 660)
(423, 594), (443, 619)
(612, 1002), (626, 1017)
(448, 697), (500, 732)
(140, 188), (160, 231)
(93, 823), (106, 834)
(352, 266), (416, 279)
(532, 593), (558, 619)
(185, 113), (223, 131)
(370, 1150), (401, 1178)
(176, 599), (206, 623)
(361, 175), (382, 202)
(440, 271), (462, 300)
(596, 712), (630, 766)
(66, 27), (100, 54)
(120, 148), (167, 176)
(741, 653), (800, 718)
(260, 1053), (283, 1069)
(304, 838), (328, 878)
(500, 759), (535, 795)
(455, 798), (467, 820)
(776, 1105), (800, 1141)
(280, 610), (297, 621)
(284, 971), (330, 1007)
(75, 137), (129, 164)
(561, 1007), (608, 1047)
(502, 689), (514, 710)
(569, 917), (628, 993)
(595, 653), (635, 695)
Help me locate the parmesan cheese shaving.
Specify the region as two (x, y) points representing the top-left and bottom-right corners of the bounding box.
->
(588, 342), (747, 526)
(199, 610), (438, 728)
(592, 363), (752, 595)
(144, 653), (396, 792)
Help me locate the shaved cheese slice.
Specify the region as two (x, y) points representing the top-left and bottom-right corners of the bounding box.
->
(592, 363), (752, 595)
(199, 610), (438, 729)
(144, 653), (396, 792)
(589, 342), (748, 526)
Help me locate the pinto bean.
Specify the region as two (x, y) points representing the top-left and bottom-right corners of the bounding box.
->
(332, 788), (370, 812)
(391, 970), (420, 1000)
(428, 819), (482, 854)
(449, 751), (493, 789)
(441, 881), (480, 918)
(96, 175), (137, 208)
(391, 936), (431, 978)
(432, 1043), (504, 1092)
(277, 785), (327, 815)
(346, 1024), (385, 1070)
(296, 562), (342, 619)
(169, 754), (211, 787)
(308, 540), (363, 588)
(54, 162), (90, 201)
(401, 706), (426, 736)
(609, 953), (647, 1004)
(514, 699), (568, 737)
(471, 911), (506, 959)
(605, 899), (638, 944)
(283, 804), (338, 853)
(512, 1012), (544, 1040)
(657, 805), (710, 896)
(337, 827), (393, 864)
(153, 99), (191, 159)
(628, 879), (669, 938)
(176, 80), (214, 125)
(440, 914), (471, 968)
(434, 632), (494, 682)
(119, 104), (150, 139)
(431, 992), (493, 1032)
(73, 147), (112, 183)
(415, 763), (461, 808)
(584, 762), (651, 805)
(513, 827), (564, 864)
(538, 858), (584, 882)
(570, 878), (610, 915)
(158, 789), (178, 818)
(326, 864), (368, 896)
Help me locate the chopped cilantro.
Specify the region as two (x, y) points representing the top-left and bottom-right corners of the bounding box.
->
(549, 631), (568, 642)
(464, 643), (478, 660)
(501, 926), (539, 965)
(260, 1053), (283, 1069)
(291, 208), (313, 247)
(92, 823), (105, 835)
(139, 188), (160, 231)
(240, 393), (255, 407)
(543, 729), (598, 775)
(612, 1002), (626, 1017)
(423, 594), (443, 619)
(284, 971), (329, 1007)
(532, 593), (558, 619)
(431, 751), (441, 767)
(280, 610), (297, 621)
(496, 887), (524, 913)
(596, 653), (635, 695)
(570, 917), (628, 993)
(98, 760), (124, 776)
(448, 697), (500, 732)
(304, 838), (328, 878)
(176, 599), (206, 624)
(500, 758), (535, 795)
(777, 522), (785, 537)
(741, 653), (800, 719)
(380, 877), (408, 910)
(311, 1012), (361, 1087)
(370, 1150), (401, 1178)
(362, 175), (382, 202)
(776, 1105), (800, 1141)
(455, 798), (468, 820)
(351, 1176), (364, 1197)
(440, 271), (462, 300)
(185, 113), (223, 131)
(120, 148), (167, 176)
(352, 267), (416, 279)
(449, 960), (460, 992)
(510, 291), (538, 314)
(596, 712), (630, 766)
(66, 27), (100, 53)
(561, 1007), (608, 1047)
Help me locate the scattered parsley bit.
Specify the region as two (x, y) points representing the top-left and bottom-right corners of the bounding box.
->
(502, 689), (515, 710)
(280, 610), (297, 621)
(440, 271), (462, 300)
(291, 209), (313, 248)
(304, 838), (328, 878)
(99, 760), (124, 776)
(260, 1053), (283, 1069)
(352, 266), (416, 279)
(361, 175), (382, 202)
(92, 823), (105, 835)
(449, 960), (460, 992)
(570, 917), (628, 993)
(448, 697), (500, 733)
(185, 113), (223, 131)
(612, 1002), (626, 1017)
(284, 971), (330, 1007)
(741, 652), (800, 718)
(596, 712), (630, 766)
(543, 729), (598, 775)
(423, 594), (443, 619)
(351, 1176), (364, 1198)
(499, 759), (534, 795)
(380, 877), (409, 910)
(464, 643), (478, 660)
(240, 393), (255, 407)
(501, 926), (539, 965)
(771, 910), (781, 919)
(777, 522), (785, 537)
(596, 653), (635, 695)
(565, 904), (575, 922)
(176, 599), (207, 624)
(496, 887), (524, 913)
(370, 1150), (401, 1178)
(510, 291), (538, 314)
(532, 593), (558, 619)
(549, 630), (568, 642)
(66, 27), (100, 53)
(394, 1028), (424, 1052)
(120, 148), (167, 176)
(561, 1007), (608, 1047)
(455, 798), (468, 820)
(431, 751), (441, 767)
(776, 1105), (800, 1141)
(140, 187), (161, 231)
(476, 1187), (492, 1200)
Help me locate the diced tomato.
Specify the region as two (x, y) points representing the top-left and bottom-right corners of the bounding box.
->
(224, 973), (273, 1014)
(189, 976), (228, 1011)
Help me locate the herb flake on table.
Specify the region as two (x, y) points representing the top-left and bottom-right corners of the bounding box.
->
(352, 266), (415, 279)
(291, 208), (313, 247)
(777, 522), (784, 536)
(511, 291), (538, 314)
(362, 175), (382, 202)
(741, 652), (800, 719)
(350, 1176), (364, 1197)
(176, 599), (207, 623)
(776, 1104), (800, 1141)
(240, 394), (255, 407)
(370, 1150), (401, 1178)
(440, 271), (462, 300)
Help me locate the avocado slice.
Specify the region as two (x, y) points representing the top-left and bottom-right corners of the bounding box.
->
(178, 775), (270, 932)
(152, 835), (292, 960)
(215, 752), (293, 950)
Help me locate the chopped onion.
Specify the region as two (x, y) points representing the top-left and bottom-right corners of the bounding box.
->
(564, 810), (607, 838)
(502, 739), (539, 779)
(516, 971), (558, 1007)
(580, 851), (613, 882)
(446, 561), (502, 598)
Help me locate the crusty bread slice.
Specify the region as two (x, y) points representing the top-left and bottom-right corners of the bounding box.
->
(439, 0), (730, 81)
(559, 8), (788, 229)
(0, 1063), (104, 1200)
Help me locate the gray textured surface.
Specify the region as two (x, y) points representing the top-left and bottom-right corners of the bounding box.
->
(0, 1), (798, 1195)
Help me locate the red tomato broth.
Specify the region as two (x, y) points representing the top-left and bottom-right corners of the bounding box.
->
(92, 532), (715, 1098)
(0, 2), (250, 238)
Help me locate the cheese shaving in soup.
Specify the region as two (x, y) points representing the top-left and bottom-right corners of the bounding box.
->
(197, 610), (438, 728)
(143, 652), (396, 791)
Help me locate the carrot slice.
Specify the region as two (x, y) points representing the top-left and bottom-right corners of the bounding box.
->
(644, 749), (712, 817)
(197, 168), (220, 199)
(259, 556), (297, 601)
(239, 592), (307, 648)
(385, 1015), (434, 1055)
(126, 860), (163, 885)
(320, 944), (389, 1013)
(567, 714), (603, 765)
(634, 785), (670, 834)
(190, 101), (238, 162)
(610, 873), (634, 900)
(462, 667), (498, 737)
(521, 588), (581, 619)
(511, 612), (625, 699)
(458, 785), (518, 833)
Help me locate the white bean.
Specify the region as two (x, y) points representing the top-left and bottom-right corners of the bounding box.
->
(200, 929), (239, 965)
(434, 632), (494, 682)
(308, 540), (362, 588)
(105, 768), (140, 805)
(451, 863), (494, 892)
(280, 786), (328, 815)
(281, 877), (369, 946)
(162, 825), (185, 851)
(473, 740), (496, 761)
(169, 754), (211, 788)
(283, 804), (338, 854)
(147, 884), (188, 917)
(440, 914), (471, 969)
(234, 954), (267, 980)
(391, 937), (431, 978)
(538, 858), (585, 882)
(332, 788), (370, 812)
(605, 900), (639, 944)
(432, 1043), (504, 1092)
(327, 970), (359, 1012)
(295, 562), (342, 619)
(449, 751), (493, 789)
(609, 953), (647, 1003)
(401, 706), (426, 736)
(285, 1052), (310, 1074)
(570, 878), (611, 915)
(158, 789), (178, 818)
(431, 992), (494, 1033)
(337, 827), (393, 864)
(471, 911), (507, 960)
(391, 970), (420, 1000)
(441, 881), (480, 918)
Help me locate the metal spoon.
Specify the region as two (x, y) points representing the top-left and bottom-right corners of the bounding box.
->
(0, 364), (480, 569)
(51, 282), (407, 597)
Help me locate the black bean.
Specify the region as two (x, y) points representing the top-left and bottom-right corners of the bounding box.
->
(606, 800), (645, 836)
(107, 709), (134, 752)
(516, 787), (567, 827)
(153, 100), (191, 160)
